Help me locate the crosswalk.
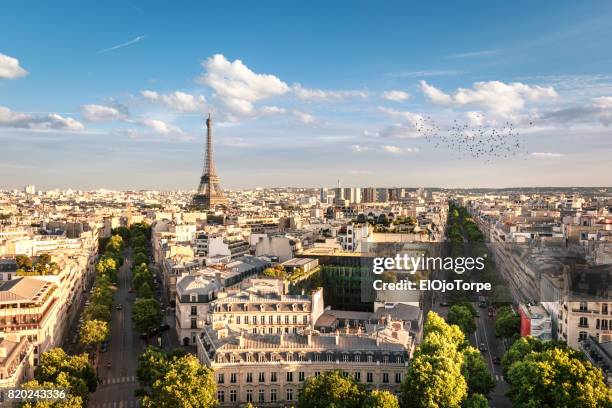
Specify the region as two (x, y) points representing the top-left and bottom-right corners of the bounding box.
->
(100, 375), (137, 385)
(89, 400), (140, 408)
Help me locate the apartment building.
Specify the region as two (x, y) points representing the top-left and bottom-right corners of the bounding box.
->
(0, 277), (60, 362)
(0, 334), (35, 387)
(197, 319), (413, 407)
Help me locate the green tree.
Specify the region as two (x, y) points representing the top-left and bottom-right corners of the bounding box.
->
(141, 354), (217, 408)
(134, 252), (148, 267)
(83, 302), (112, 322)
(401, 312), (468, 408)
(137, 281), (154, 298)
(495, 306), (519, 338)
(15, 254), (33, 270)
(137, 347), (171, 387)
(363, 390), (399, 408)
(462, 347), (495, 396)
(105, 234), (124, 254)
(507, 348), (612, 408)
(133, 298), (162, 333)
(20, 374), (85, 408)
(462, 393), (489, 408)
(95, 256), (117, 278)
(79, 319), (109, 349)
(447, 305), (476, 335)
(298, 370), (365, 408)
(262, 266), (287, 279)
(35, 348), (97, 399)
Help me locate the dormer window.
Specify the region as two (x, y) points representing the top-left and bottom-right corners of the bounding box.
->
(190, 294), (197, 302)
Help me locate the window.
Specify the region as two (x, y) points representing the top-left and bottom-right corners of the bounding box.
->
(287, 372), (293, 382)
(246, 354), (253, 362)
(355, 354), (360, 362)
(383, 355), (389, 363)
(230, 390), (237, 403)
(395, 372), (402, 383)
(396, 355), (403, 363)
(383, 373), (389, 383)
(277, 315), (281, 324)
(580, 302), (588, 311)
(245, 316), (250, 324)
(367, 355), (373, 363)
(246, 372), (253, 383)
(285, 315), (289, 324)
(286, 352), (293, 362)
(230, 373), (237, 383)
(343, 354), (348, 362)
(579, 331), (588, 341)
(327, 354), (333, 362)
(190, 318), (197, 329)
(314, 354), (320, 361)
(354, 372), (361, 382)
(293, 315), (298, 324)
(260, 316), (265, 324)
(217, 390), (225, 403)
(303, 315), (308, 324)
(367, 372), (373, 383)
(191, 305), (197, 315)
(604, 304), (609, 315)
(269, 315), (273, 324)
(286, 389), (293, 401)
(259, 354), (265, 363)
(259, 372), (265, 382)
(236, 316), (241, 324)
(246, 389), (253, 402)
(259, 389), (265, 402)
(270, 388), (277, 402)
(314, 371), (321, 377)
(579, 317), (588, 328)
(299, 372), (305, 381)
(217, 373), (224, 384)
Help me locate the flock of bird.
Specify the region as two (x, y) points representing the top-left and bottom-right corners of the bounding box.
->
(412, 114), (534, 161)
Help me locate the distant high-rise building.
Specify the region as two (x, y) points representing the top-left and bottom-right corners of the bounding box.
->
(24, 185), (35, 195)
(362, 187), (376, 203)
(193, 114), (228, 210)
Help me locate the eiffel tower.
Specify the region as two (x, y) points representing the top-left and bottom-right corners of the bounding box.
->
(193, 114), (228, 210)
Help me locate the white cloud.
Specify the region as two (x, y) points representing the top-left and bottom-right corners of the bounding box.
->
(420, 80), (557, 115)
(363, 130), (379, 137)
(134, 118), (182, 135)
(378, 124), (421, 139)
(466, 111), (484, 126)
(0, 53), (28, 79)
(260, 106), (287, 115)
(444, 49), (501, 59)
(383, 145), (419, 154)
(544, 96), (612, 126)
(420, 80), (453, 104)
(81, 104), (125, 122)
(141, 90), (205, 113)
(292, 110), (315, 124)
(382, 90), (411, 102)
(351, 144), (372, 152)
(0, 106), (84, 131)
(531, 152), (564, 157)
(378, 107), (423, 123)
(293, 84), (367, 101)
(197, 54), (289, 115)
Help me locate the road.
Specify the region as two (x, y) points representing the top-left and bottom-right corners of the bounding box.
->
(89, 249), (143, 408)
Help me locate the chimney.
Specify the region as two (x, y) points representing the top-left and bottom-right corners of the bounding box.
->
(335, 329), (340, 345)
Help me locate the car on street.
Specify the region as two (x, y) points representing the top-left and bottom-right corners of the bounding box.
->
(439, 301), (450, 307)
(159, 324), (170, 331)
(493, 356), (501, 365)
(116, 304), (123, 310)
(128, 288), (134, 293)
(479, 343), (487, 352)
(475, 310), (480, 317)
(106, 362), (111, 369)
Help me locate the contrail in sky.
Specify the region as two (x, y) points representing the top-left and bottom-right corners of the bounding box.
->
(98, 35), (145, 54)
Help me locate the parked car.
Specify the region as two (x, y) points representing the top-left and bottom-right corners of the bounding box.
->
(128, 288), (135, 293)
(159, 324), (170, 332)
(479, 343), (488, 352)
(116, 304), (123, 310)
(439, 301), (450, 307)
(492, 356), (501, 365)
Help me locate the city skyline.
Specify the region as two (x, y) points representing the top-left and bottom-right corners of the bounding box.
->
(2, 1), (612, 190)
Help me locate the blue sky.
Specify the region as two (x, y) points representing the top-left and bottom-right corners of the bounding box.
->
(1, 1), (612, 190)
